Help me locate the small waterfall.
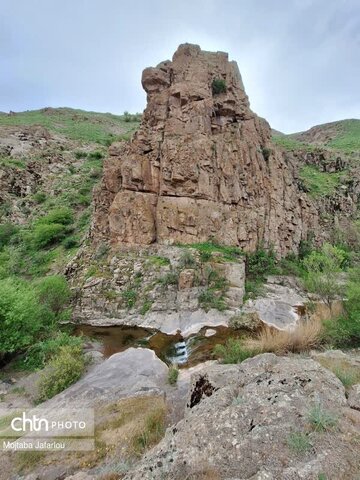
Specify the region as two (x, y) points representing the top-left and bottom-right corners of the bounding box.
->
(170, 340), (189, 365)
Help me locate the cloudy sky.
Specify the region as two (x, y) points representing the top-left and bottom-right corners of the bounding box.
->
(1, 0), (359, 133)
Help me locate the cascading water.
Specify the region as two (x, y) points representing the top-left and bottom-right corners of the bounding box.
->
(169, 340), (189, 365)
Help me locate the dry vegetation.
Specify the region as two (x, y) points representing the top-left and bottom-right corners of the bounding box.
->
(245, 317), (323, 355)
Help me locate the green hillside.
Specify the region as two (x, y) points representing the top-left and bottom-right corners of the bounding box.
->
(0, 107), (141, 145)
(272, 119), (360, 154)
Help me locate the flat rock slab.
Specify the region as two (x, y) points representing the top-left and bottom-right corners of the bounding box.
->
(84, 309), (232, 338)
(244, 282), (307, 330)
(40, 348), (168, 409)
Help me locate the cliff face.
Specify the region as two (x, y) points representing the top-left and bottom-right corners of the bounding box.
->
(93, 44), (318, 255)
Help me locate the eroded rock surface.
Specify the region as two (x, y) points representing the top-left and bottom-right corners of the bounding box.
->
(125, 353), (360, 480)
(93, 44), (318, 256)
(41, 348), (168, 408)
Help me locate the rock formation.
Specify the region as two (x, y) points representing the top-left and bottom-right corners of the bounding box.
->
(93, 43), (318, 256)
(125, 353), (360, 479)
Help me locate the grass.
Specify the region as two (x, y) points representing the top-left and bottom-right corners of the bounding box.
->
(315, 357), (360, 391)
(327, 119), (360, 153)
(299, 165), (344, 198)
(287, 431), (312, 455)
(183, 241), (243, 262)
(308, 403), (337, 431)
(245, 318), (323, 354)
(147, 255), (170, 267)
(132, 407), (166, 455)
(0, 107), (140, 145)
(213, 338), (257, 364)
(272, 135), (315, 152)
(168, 364), (179, 385)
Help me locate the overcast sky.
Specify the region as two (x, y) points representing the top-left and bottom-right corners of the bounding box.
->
(1, 0), (359, 133)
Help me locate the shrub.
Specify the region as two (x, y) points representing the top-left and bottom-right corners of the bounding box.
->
(31, 223), (67, 249)
(302, 243), (347, 308)
(308, 403), (337, 431)
(38, 345), (85, 401)
(0, 223), (18, 249)
(287, 431), (312, 455)
(245, 318), (323, 354)
(213, 338), (257, 364)
(74, 150), (88, 159)
(19, 332), (83, 371)
(33, 191), (47, 204)
(35, 275), (71, 316)
(246, 247), (277, 279)
(88, 150), (103, 160)
(148, 255), (170, 267)
(198, 288), (226, 311)
(168, 364), (179, 385)
(140, 299), (152, 315)
(159, 271), (178, 287)
(324, 279), (360, 346)
(261, 146), (272, 161)
(62, 236), (79, 249)
(178, 251), (196, 268)
(122, 289), (137, 309)
(37, 207), (74, 226)
(212, 78), (226, 95)
(0, 278), (53, 355)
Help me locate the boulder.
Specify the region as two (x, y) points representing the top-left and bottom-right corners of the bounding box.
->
(125, 354), (360, 479)
(41, 348), (168, 409)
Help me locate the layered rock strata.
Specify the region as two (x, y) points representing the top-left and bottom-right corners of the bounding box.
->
(93, 43), (318, 256)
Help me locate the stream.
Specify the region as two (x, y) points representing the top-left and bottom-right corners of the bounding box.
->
(74, 324), (243, 367)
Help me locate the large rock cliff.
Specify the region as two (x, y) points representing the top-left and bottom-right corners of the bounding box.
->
(93, 43), (318, 256)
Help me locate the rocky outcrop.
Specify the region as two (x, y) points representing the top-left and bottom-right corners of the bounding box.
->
(125, 353), (360, 479)
(40, 348), (168, 408)
(93, 44), (318, 256)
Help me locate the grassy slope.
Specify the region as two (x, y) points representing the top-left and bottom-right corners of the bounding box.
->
(272, 119), (360, 154)
(272, 119), (359, 198)
(0, 107), (141, 145)
(0, 108), (141, 278)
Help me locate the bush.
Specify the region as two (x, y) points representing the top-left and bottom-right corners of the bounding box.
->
(159, 271), (178, 286)
(74, 150), (88, 159)
(261, 146), (272, 161)
(19, 332), (83, 371)
(37, 207), (74, 226)
(122, 289), (137, 309)
(198, 288), (226, 312)
(62, 236), (79, 249)
(88, 150), (103, 160)
(38, 345), (85, 401)
(324, 275), (360, 346)
(0, 223), (18, 249)
(212, 78), (226, 95)
(31, 223), (67, 249)
(246, 247), (277, 279)
(213, 338), (257, 364)
(33, 192), (47, 204)
(168, 364), (179, 385)
(35, 275), (71, 316)
(0, 278), (53, 355)
(178, 251), (196, 268)
(303, 243), (347, 308)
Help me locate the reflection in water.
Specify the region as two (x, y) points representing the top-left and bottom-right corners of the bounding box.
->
(74, 324), (244, 368)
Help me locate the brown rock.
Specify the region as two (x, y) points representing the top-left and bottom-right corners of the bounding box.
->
(93, 43), (318, 256)
(178, 269), (195, 290)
